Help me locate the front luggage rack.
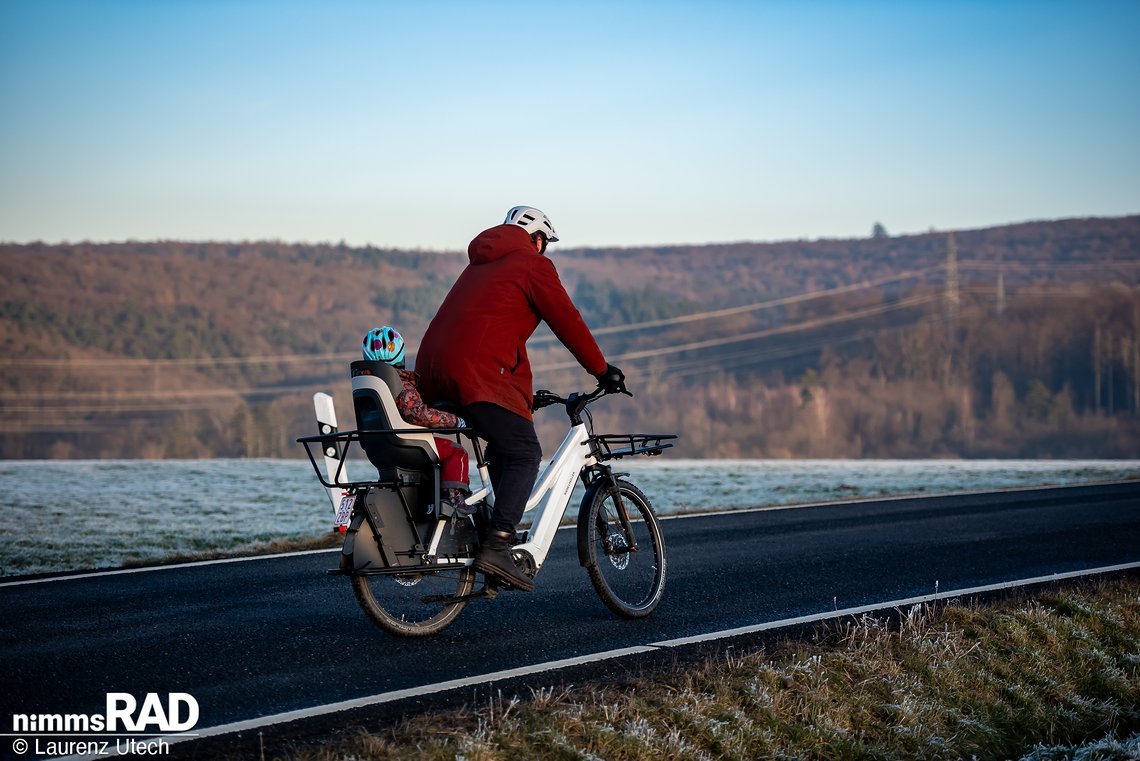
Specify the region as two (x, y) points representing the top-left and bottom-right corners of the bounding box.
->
(590, 433), (677, 460)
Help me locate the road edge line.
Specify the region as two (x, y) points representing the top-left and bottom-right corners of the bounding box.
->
(0, 548), (338, 587)
(650, 560), (1140, 647)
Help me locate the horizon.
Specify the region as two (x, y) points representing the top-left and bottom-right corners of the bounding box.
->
(2, 211), (1134, 253)
(2, 1), (1139, 249)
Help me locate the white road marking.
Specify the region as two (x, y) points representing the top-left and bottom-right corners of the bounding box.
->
(0, 548), (337, 587)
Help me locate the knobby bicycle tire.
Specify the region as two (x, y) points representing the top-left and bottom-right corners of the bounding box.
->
(583, 479), (666, 618)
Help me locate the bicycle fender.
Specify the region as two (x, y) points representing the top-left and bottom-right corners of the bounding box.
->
(339, 511), (366, 573)
(576, 479), (608, 567)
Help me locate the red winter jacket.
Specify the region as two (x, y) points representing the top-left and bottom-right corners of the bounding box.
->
(416, 224), (607, 420)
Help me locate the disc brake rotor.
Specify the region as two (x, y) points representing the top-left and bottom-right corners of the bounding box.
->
(606, 530), (630, 570)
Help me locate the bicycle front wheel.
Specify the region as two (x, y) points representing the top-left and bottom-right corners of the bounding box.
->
(351, 564), (475, 637)
(583, 479), (666, 618)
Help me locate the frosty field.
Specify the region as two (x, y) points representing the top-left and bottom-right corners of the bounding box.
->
(1, 458), (1136, 577)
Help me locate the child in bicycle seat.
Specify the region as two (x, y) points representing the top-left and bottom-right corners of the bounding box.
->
(362, 326), (472, 515)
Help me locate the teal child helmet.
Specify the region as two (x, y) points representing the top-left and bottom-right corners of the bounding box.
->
(362, 326), (406, 368)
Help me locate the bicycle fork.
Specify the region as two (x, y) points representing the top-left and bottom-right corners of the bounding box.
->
(590, 465), (639, 555)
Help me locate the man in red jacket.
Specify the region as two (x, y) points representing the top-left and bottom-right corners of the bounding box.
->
(417, 206), (626, 591)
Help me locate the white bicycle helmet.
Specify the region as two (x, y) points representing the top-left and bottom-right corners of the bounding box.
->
(504, 206), (559, 242)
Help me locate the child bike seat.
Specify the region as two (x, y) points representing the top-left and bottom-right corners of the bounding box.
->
(350, 360), (439, 474)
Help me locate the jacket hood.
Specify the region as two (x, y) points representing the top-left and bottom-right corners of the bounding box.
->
(468, 224), (536, 265)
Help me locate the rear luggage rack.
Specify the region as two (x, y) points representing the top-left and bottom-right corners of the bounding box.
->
(590, 433), (677, 460)
(298, 430), (361, 488)
(299, 426), (463, 488)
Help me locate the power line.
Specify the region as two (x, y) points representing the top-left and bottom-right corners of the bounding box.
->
(0, 352), (354, 369)
(0, 295), (937, 413)
(657, 334), (870, 382)
(0, 383), (319, 403)
(0, 275), (933, 367)
(0, 277), (1109, 412)
(0, 401), (244, 414)
(531, 268), (940, 343)
(649, 306), (984, 382)
(958, 261), (1140, 271)
(2, 264), (1126, 371)
(534, 294), (938, 372)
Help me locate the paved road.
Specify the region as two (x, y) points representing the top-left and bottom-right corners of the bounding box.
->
(1, 481), (1137, 741)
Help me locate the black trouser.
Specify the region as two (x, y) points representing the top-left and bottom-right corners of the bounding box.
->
(462, 402), (541, 533)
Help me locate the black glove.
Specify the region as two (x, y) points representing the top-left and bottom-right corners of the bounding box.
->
(532, 389), (560, 410)
(595, 363), (631, 396)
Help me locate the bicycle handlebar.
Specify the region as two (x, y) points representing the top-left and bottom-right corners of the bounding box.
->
(532, 384), (626, 421)
(531, 386), (591, 410)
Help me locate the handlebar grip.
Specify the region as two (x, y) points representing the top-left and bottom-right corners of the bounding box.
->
(532, 389), (562, 410)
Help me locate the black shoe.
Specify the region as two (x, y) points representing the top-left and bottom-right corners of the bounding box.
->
(474, 529), (534, 592)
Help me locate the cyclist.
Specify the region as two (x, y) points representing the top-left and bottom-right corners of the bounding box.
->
(362, 326), (471, 514)
(417, 206), (626, 592)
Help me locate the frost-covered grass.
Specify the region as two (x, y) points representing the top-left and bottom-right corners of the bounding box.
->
(5, 459), (1138, 577)
(118, 531), (342, 568)
(280, 577), (1140, 761)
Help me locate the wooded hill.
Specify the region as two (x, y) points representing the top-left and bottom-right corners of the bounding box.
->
(1, 215), (1138, 459)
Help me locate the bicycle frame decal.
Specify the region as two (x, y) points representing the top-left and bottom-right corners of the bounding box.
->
(514, 422), (594, 570)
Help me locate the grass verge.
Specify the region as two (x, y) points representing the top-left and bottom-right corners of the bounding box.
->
(118, 532), (342, 569)
(271, 576), (1139, 761)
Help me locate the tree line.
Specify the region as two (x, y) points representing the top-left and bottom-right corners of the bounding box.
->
(1, 216), (1137, 459)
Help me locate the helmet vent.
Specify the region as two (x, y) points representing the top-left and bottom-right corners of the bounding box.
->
(503, 205), (558, 242)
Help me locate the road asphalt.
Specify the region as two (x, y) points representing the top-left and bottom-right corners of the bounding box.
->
(0, 481), (1136, 756)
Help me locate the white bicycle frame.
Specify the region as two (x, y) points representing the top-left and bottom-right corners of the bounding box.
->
(422, 420), (596, 574)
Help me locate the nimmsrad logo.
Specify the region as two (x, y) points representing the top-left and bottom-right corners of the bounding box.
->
(12, 692), (199, 733)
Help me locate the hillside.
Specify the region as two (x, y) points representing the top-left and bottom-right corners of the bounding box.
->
(1, 215), (1138, 459)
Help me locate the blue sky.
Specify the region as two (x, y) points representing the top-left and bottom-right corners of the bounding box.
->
(1, 0), (1138, 249)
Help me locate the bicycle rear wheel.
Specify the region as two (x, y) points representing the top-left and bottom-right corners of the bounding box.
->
(351, 565), (475, 637)
(583, 479), (666, 618)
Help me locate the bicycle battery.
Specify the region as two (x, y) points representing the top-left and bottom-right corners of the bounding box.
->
(342, 482), (433, 571)
(377, 466), (435, 518)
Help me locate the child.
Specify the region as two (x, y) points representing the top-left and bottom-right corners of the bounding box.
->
(362, 326), (472, 515)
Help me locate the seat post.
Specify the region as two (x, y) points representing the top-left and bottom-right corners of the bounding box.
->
(469, 436), (488, 469)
